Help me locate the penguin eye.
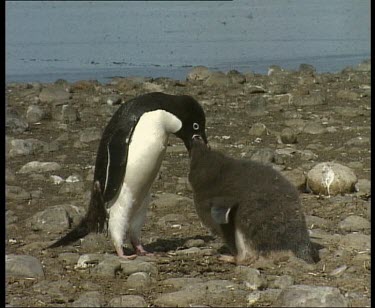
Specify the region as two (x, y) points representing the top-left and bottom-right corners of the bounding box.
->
(193, 123), (200, 130)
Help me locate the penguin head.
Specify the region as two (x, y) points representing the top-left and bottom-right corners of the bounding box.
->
(172, 96), (208, 151)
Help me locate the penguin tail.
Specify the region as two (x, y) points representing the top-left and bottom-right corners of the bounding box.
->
(48, 180), (108, 248)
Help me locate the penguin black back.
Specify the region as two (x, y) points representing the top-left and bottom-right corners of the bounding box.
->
(188, 137), (319, 264)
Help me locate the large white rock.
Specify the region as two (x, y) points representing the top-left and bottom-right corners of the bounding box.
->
(306, 162), (357, 196)
(18, 161), (62, 174)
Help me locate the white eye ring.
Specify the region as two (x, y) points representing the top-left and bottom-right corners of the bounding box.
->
(193, 123), (199, 130)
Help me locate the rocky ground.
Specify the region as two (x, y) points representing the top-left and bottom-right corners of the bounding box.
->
(5, 60), (371, 307)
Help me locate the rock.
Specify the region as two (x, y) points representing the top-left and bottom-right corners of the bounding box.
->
(79, 127), (102, 143)
(26, 105), (46, 123)
(273, 275), (294, 289)
(246, 85), (267, 94)
(234, 266), (267, 290)
(58, 182), (85, 195)
(275, 285), (348, 307)
(106, 96), (123, 106)
(345, 136), (370, 146)
(39, 86), (71, 103)
(306, 162), (357, 196)
(248, 123), (268, 136)
(18, 161), (62, 174)
(293, 94), (326, 106)
(6, 210), (18, 225)
(157, 214), (187, 229)
(93, 257), (121, 278)
(6, 107), (29, 133)
(52, 104), (79, 123)
(126, 272), (153, 289)
(356, 59), (371, 72)
(32, 280), (73, 304)
(355, 179), (371, 196)
(299, 64), (316, 73)
(120, 260), (158, 277)
(6, 254), (45, 279)
(328, 265), (348, 277)
(305, 215), (331, 229)
(184, 239), (205, 248)
(50, 175), (64, 185)
(72, 291), (104, 307)
(186, 66), (211, 81)
(251, 148), (274, 164)
(336, 89), (359, 101)
(247, 289), (282, 306)
(281, 169), (306, 191)
(226, 70), (246, 84)
(284, 119), (307, 133)
(108, 295), (148, 307)
(280, 127), (298, 144)
(338, 215), (370, 232)
(58, 252), (80, 265)
(151, 193), (193, 209)
(204, 71), (231, 87)
(75, 254), (106, 269)
(247, 96), (268, 116)
(26, 205), (70, 233)
(6, 168), (16, 183)
(303, 122), (326, 135)
(7, 138), (45, 157)
(6, 185), (31, 201)
(160, 277), (204, 290)
(339, 233), (371, 251)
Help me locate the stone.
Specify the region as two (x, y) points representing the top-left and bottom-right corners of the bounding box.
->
(345, 136), (370, 146)
(338, 215), (370, 232)
(6, 254), (45, 279)
(281, 169), (306, 191)
(204, 71), (231, 87)
(18, 161), (62, 174)
(234, 266), (267, 290)
(247, 96), (268, 116)
(186, 66), (211, 81)
(58, 182), (85, 195)
(120, 260), (158, 277)
(356, 59), (371, 72)
(293, 94), (325, 106)
(303, 122), (326, 135)
(338, 233), (370, 251)
(26, 205), (70, 233)
(6, 185), (31, 201)
(93, 257), (122, 278)
(79, 127), (102, 143)
(39, 86), (71, 103)
(26, 105), (46, 123)
(52, 104), (79, 123)
(108, 295), (148, 307)
(305, 215), (331, 229)
(75, 254), (106, 269)
(336, 89), (359, 100)
(273, 275), (294, 289)
(7, 138), (45, 157)
(72, 291), (104, 307)
(226, 70), (246, 84)
(58, 252), (80, 265)
(6, 107), (29, 133)
(281, 127), (298, 144)
(160, 277), (204, 290)
(6, 168), (16, 183)
(251, 148), (275, 164)
(275, 285), (348, 307)
(184, 239), (205, 248)
(355, 179), (371, 196)
(151, 193), (194, 209)
(6, 210), (18, 225)
(248, 123), (267, 136)
(306, 162), (357, 196)
(247, 289), (282, 306)
(126, 272), (153, 289)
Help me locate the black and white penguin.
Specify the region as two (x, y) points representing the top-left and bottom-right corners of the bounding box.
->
(188, 135), (319, 264)
(50, 92), (207, 259)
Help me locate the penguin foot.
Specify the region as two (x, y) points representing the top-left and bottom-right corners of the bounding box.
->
(134, 244), (154, 256)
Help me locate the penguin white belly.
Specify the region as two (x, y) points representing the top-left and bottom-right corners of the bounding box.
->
(108, 110), (182, 251)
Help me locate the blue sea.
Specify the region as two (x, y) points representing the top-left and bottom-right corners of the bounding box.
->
(6, 0), (370, 83)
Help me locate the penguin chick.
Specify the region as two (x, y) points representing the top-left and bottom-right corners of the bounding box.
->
(188, 136), (319, 264)
(50, 92), (207, 259)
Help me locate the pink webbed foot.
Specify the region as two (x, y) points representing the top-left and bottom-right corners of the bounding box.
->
(115, 246), (137, 260)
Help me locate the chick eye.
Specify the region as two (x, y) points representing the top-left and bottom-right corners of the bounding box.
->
(193, 123), (199, 130)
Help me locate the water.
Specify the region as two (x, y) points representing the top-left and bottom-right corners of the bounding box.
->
(6, 0), (370, 83)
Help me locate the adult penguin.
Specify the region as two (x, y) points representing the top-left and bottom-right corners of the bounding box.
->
(49, 92), (207, 259)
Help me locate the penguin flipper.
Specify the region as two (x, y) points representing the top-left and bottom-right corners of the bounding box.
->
(209, 197), (239, 225)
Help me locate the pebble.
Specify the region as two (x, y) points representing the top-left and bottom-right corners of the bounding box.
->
(345, 136), (370, 146)
(120, 260), (158, 277)
(248, 123), (267, 136)
(275, 284), (348, 307)
(184, 238), (205, 248)
(6, 185), (31, 201)
(247, 289), (282, 306)
(57, 252), (80, 265)
(126, 272), (153, 289)
(234, 266), (267, 290)
(7, 138), (45, 157)
(338, 233), (371, 251)
(338, 215), (370, 232)
(273, 275), (295, 289)
(6, 254), (45, 279)
(26, 105), (46, 123)
(39, 86), (71, 103)
(108, 295), (148, 307)
(72, 291), (104, 307)
(204, 71), (230, 87)
(354, 179), (371, 196)
(6, 107), (29, 133)
(293, 94), (325, 106)
(18, 161), (62, 174)
(52, 104), (79, 123)
(160, 277), (204, 290)
(329, 265), (348, 277)
(305, 215), (331, 229)
(26, 205), (70, 233)
(303, 122), (327, 135)
(79, 127), (102, 143)
(93, 257), (121, 278)
(50, 175), (64, 184)
(306, 162), (357, 196)
(58, 181), (85, 195)
(280, 127), (298, 144)
(186, 66), (211, 81)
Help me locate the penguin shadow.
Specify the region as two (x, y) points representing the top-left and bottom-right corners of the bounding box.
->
(143, 235), (216, 254)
